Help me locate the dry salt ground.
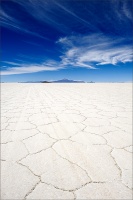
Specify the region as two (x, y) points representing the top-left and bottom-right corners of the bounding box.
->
(1, 83), (132, 199)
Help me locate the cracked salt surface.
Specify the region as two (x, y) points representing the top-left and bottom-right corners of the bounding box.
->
(1, 83), (132, 199)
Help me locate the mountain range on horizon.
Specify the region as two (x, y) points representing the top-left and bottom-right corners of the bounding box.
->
(21, 78), (90, 83)
(50, 78), (85, 83)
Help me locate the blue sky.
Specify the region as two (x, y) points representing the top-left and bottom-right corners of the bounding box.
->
(1, 0), (133, 82)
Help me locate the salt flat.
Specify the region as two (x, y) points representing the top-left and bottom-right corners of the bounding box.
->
(1, 83), (132, 199)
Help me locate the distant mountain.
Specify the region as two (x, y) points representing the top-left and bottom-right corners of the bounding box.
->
(87, 81), (95, 83)
(21, 81), (41, 83)
(52, 79), (85, 83)
(21, 79), (86, 83)
(41, 81), (51, 83)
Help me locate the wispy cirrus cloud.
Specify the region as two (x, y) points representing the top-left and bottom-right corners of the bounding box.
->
(1, 0), (132, 37)
(1, 61), (63, 75)
(0, 6), (49, 39)
(1, 33), (132, 75)
(57, 34), (133, 68)
(112, 0), (133, 21)
(0, 0), (68, 35)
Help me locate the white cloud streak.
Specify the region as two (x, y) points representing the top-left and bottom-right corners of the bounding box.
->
(0, 0), (69, 34)
(58, 34), (133, 68)
(1, 34), (132, 75)
(1, 0), (132, 40)
(0, 8), (49, 39)
(1, 63), (62, 75)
